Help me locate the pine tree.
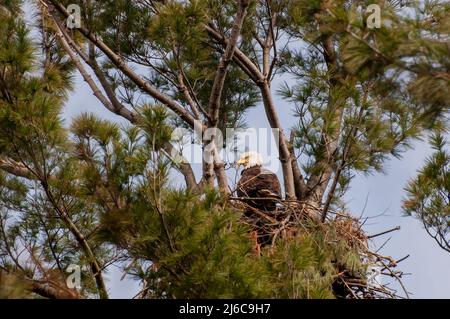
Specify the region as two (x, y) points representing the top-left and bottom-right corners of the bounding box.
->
(0, 0), (448, 299)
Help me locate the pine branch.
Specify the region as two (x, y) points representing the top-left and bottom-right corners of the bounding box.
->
(176, 72), (202, 120)
(49, 11), (200, 192)
(46, 1), (236, 194)
(46, 0), (197, 128)
(289, 131), (307, 199)
(307, 35), (346, 203)
(51, 13), (130, 123)
(208, 0), (250, 126)
(205, 24), (264, 82)
(204, 1), (250, 194)
(259, 82), (296, 199)
(30, 280), (79, 299)
(41, 181), (109, 299)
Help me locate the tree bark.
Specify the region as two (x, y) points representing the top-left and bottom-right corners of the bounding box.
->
(0, 158), (34, 179)
(206, 23), (303, 200)
(30, 280), (79, 299)
(259, 81), (296, 199)
(208, 0), (249, 126)
(289, 132), (307, 199)
(206, 0), (249, 194)
(163, 142), (198, 191)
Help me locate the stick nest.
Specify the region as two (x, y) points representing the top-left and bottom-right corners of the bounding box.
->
(230, 198), (409, 299)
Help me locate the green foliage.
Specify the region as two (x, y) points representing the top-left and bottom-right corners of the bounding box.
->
(138, 105), (173, 150)
(0, 1), (72, 168)
(97, 186), (366, 298)
(148, 0), (208, 55)
(0, 4), (109, 298)
(341, 0), (450, 120)
(69, 113), (368, 298)
(265, 226), (363, 299)
(118, 190), (270, 298)
(280, 0), (448, 210)
(403, 132), (450, 252)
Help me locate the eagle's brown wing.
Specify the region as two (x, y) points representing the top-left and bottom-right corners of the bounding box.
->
(237, 166), (281, 211)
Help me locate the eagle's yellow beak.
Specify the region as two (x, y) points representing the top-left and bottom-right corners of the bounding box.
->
(237, 158), (247, 167)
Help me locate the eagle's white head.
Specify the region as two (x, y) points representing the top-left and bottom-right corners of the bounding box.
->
(237, 151), (263, 169)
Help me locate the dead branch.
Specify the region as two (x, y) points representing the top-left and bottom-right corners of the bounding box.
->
(368, 226), (401, 239)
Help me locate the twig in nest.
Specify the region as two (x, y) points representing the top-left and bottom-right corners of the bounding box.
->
(395, 254), (410, 264)
(368, 226), (401, 239)
(241, 204), (278, 224)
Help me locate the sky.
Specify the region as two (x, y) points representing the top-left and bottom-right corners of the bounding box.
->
(22, 0), (450, 299)
(63, 74), (450, 299)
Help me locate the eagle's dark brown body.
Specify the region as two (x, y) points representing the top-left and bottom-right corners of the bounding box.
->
(237, 165), (281, 211)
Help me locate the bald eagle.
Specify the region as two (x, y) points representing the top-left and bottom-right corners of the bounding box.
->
(236, 152), (282, 211)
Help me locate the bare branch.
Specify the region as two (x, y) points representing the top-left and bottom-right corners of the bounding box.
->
(368, 226), (401, 239)
(205, 24), (264, 82)
(47, 0), (196, 128)
(208, 0), (250, 126)
(162, 142), (198, 192)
